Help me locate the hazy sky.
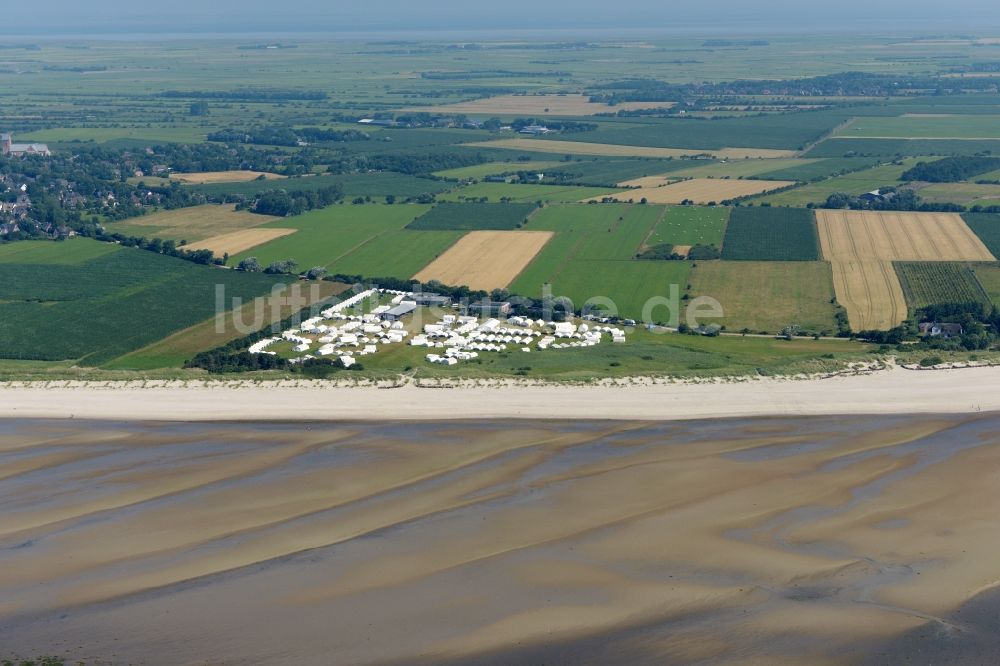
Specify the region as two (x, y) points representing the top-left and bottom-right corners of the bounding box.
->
(16, 1), (1000, 35)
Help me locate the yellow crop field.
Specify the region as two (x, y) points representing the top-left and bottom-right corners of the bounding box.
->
(815, 210), (995, 262)
(169, 171), (286, 184)
(816, 210), (996, 330)
(413, 230), (554, 290)
(184, 229), (297, 256)
(830, 260), (909, 332)
(464, 139), (797, 160)
(591, 178), (796, 204)
(405, 94), (668, 116)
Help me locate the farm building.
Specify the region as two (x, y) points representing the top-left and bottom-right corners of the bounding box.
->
(409, 292), (452, 307)
(519, 125), (552, 135)
(1, 132), (51, 157)
(859, 189), (896, 205)
(381, 302), (417, 321)
(467, 300), (513, 317)
(918, 322), (963, 338)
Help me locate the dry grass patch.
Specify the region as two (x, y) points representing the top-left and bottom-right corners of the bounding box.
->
(184, 229), (297, 256)
(816, 210), (995, 331)
(413, 230), (554, 290)
(595, 178), (796, 204)
(406, 94), (668, 116)
(465, 139), (796, 160)
(169, 170), (286, 184)
(110, 204), (279, 243)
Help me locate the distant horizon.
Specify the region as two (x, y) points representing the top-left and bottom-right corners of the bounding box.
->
(10, 0), (1000, 38)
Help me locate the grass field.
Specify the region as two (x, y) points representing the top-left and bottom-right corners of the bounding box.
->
(229, 204), (438, 275)
(433, 162), (562, 179)
(0, 240), (286, 365)
(405, 94), (661, 116)
(329, 230), (464, 279)
(412, 230), (554, 290)
(806, 138), (1000, 158)
(645, 207), (729, 247)
(689, 261), (839, 333)
(894, 262), (990, 309)
(19, 126), (207, 144)
(465, 139), (797, 160)
(836, 116), (1000, 139)
(752, 157), (884, 182)
(504, 204), (693, 318)
(753, 160), (920, 207)
(406, 202), (538, 230)
(188, 173), (450, 199)
(613, 178), (796, 204)
(0, 238), (119, 265)
(659, 158), (819, 180)
(962, 213), (1000, 257)
(917, 183), (1000, 205)
(970, 263), (1000, 307)
(104, 281), (348, 370)
(543, 159), (693, 186)
(721, 208), (819, 261)
(436, 182), (618, 203)
(109, 204), (279, 243)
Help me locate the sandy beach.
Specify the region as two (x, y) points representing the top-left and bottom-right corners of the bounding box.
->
(3, 415), (1000, 664)
(0, 365), (998, 422)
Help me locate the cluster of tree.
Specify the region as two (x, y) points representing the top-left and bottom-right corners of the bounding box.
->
(189, 101), (210, 116)
(208, 126), (300, 147)
(587, 71), (1000, 105)
(235, 256), (306, 275)
(336, 151), (486, 176)
(857, 302), (1000, 352)
(702, 39), (770, 47)
(901, 156), (1000, 183)
(420, 70), (569, 80)
(82, 227), (222, 265)
(635, 243), (721, 261)
(162, 88), (327, 101)
(234, 185), (343, 217)
(821, 188), (966, 213)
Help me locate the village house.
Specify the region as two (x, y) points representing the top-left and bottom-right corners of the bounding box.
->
(918, 322), (963, 338)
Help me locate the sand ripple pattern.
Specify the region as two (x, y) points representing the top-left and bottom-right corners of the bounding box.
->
(2, 416), (1000, 664)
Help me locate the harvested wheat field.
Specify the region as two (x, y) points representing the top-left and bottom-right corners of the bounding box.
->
(465, 138), (797, 160)
(831, 260), (908, 331)
(413, 230), (553, 290)
(816, 210), (995, 330)
(169, 170), (286, 184)
(595, 178), (796, 204)
(184, 228), (297, 256)
(816, 210), (995, 262)
(405, 94), (667, 116)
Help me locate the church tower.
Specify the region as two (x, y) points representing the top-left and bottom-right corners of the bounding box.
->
(1, 133), (11, 156)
